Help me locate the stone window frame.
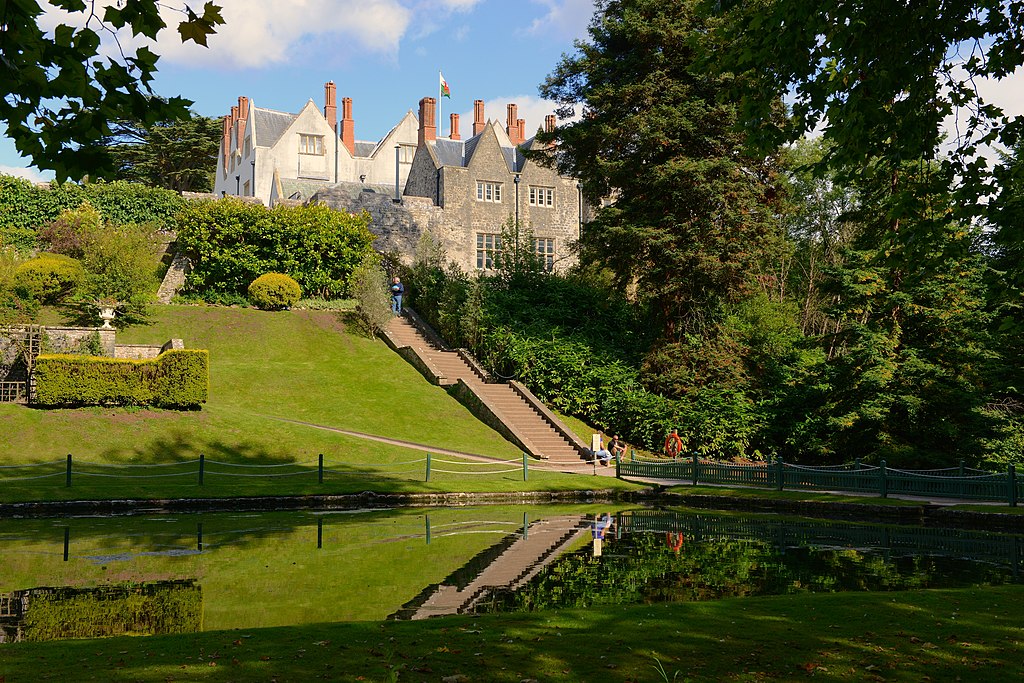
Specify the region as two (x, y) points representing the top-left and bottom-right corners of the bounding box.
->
(476, 232), (502, 270)
(533, 237), (555, 271)
(475, 180), (503, 203)
(299, 134), (325, 156)
(398, 144), (416, 164)
(528, 185), (554, 208)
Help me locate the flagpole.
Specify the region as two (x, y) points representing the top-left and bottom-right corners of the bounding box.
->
(438, 70), (442, 138)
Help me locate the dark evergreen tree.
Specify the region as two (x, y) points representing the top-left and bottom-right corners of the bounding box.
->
(102, 115), (221, 192)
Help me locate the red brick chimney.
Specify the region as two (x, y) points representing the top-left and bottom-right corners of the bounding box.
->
(221, 115), (231, 170)
(506, 104), (521, 145)
(545, 114), (556, 133)
(236, 96), (249, 151)
(340, 97), (355, 155)
(517, 118), (525, 145)
(229, 104), (238, 150)
(449, 113), (460, 140)
(324, 81), (337, 132)
(473, 99), (485, 135)
(418, 97), (437, 146)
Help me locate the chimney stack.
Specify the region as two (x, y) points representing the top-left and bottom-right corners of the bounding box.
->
(517, 118), (525, 145)
(340, 97), (355, 155)
(506, 104), (521, 145)
(324, 82), (337, 132)
(418, 97), (437, 146)
(545, 114), (556, 133)
(450, 113), (461, 141)
(473, 100), (485, 135)
(236, 96), (249, 151)
(221, 115), (231, 170)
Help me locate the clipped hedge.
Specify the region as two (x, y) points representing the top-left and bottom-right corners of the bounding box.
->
(12, 253), (85, 303)
(34, 348), (209, 409)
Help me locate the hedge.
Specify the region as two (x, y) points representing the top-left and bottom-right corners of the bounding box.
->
(33, 349), (209, 409)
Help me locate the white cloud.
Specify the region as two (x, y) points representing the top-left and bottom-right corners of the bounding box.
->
(0, 166), (52, 183)
(40, 0), (413, 69)
(941, 66), (1024, 168)
(522, 0), (594, 41)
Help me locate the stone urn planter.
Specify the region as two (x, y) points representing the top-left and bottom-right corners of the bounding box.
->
(98, 305), (116, 330)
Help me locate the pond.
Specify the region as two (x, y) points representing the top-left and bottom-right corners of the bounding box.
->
(1, 506), (1020, 643)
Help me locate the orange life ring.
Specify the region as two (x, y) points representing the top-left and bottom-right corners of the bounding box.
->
(666, 532), (684, 552)
(664, 432), (683, 458)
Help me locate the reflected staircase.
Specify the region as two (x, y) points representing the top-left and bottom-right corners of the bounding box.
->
(408, 514), (589, 619)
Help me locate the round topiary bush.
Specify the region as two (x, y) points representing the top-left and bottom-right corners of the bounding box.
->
(248, 273), (301, 310)
(13, 253), (86, 304)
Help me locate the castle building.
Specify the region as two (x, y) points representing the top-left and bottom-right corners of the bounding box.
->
(213, 82), (419, 206)
(214, 87), (582, 273)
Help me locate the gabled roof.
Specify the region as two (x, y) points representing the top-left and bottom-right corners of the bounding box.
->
(426, 121), (527, 173)
(253, 107), (298, 148)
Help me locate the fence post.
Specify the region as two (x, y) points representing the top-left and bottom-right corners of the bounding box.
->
(880, 459), (888, 498)
(855, 458), (861, 470)
(630, 448), (635, 463)
(317, 518), (323, 549)
(63, 527), (70, 561)
(692, 452), (699, 486)
(198, 453), (205, 486)
(615, 452), (620, 478)
(1009, 464), (1018, 508)
(776, 457), (784, 491)
(959, 459), (966, 498)
(425, 453), (431, 482)
(318, 454), (324, 484)
(425, 514), (431, 544)
(65, 454), (72, 488)
(522, 453), (529, 481)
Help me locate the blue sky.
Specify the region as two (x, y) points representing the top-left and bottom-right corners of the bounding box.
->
(1, 0), (597, 181)
(3, 0), (1023, 181)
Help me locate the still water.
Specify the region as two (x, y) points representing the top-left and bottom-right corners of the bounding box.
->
(1, 506), (1020, 643)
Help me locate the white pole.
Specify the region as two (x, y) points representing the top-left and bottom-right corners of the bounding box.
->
(438, 71), (442, 138)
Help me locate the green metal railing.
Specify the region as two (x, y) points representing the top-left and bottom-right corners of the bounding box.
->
(617, 454), (1022, 505)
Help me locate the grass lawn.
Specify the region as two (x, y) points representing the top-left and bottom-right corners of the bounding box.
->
(1, 305), (636, 502)
(664, 484), (925, 507)
(2, 586), (1021, 682)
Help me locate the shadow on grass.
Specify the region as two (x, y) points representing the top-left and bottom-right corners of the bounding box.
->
(2, 587), (1022, 682)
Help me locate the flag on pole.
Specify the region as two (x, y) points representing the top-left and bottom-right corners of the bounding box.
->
(439, 72), (451, 98)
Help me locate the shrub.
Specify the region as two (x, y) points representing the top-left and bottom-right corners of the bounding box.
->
(33, 349), (209, 409)
(39, 202), (163, 319)
(175, 199), (375, 299)
(248, 273), (301, 310)
(350, 253), (391, 335)
(12, 253), (85, 303)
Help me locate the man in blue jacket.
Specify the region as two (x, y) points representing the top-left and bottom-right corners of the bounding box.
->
(390, 276), (405, 315)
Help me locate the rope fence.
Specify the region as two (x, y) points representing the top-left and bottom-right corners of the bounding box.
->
(617, 451), (1022, 505)
(0, 451), (539, 490)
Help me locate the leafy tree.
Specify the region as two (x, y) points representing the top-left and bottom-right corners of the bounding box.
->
(350, 253), (392, 337)
(535, 0), (786, 342)
(717, 0), (1024, 217)
(101, 114), (221, 192)
(1, 0), (224, 180)
(796, 161), (997, 465)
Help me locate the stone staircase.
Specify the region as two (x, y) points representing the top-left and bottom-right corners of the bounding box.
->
(383, 312), (589, 464)
(156, 253), (191, 304)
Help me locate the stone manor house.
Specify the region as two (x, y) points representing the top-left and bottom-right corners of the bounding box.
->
(213, 83), (583, 273)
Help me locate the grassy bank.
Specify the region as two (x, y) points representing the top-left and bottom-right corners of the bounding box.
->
(2, 586), (1020, 681)
(1, 306), (634, 501)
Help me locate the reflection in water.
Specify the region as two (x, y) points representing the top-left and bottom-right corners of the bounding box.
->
(1, 507), (1021, 642)
(0, 580), (200, 644)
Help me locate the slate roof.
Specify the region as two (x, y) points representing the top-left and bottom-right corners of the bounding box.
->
(278, 178), (331, 201)
(353, 141), (377, 157)
(428, 128), (527, 173)
(253, 107), (297, 148)
(433, 139), (466, 167)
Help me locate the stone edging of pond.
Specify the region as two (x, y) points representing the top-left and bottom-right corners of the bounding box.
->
(0, 489), (642, 518)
